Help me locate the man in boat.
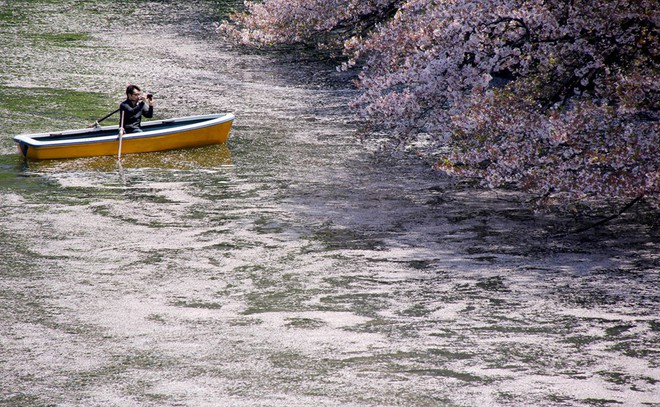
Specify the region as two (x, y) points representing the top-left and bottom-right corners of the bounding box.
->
(119, 84), (154, 133)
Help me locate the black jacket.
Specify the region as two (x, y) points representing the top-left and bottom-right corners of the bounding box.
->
(119, 99), (153, 133)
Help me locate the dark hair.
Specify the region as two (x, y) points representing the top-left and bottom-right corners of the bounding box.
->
(126, 84), (141, 96)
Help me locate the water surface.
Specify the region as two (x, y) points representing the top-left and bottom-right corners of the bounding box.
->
(1, 1), (658, 406)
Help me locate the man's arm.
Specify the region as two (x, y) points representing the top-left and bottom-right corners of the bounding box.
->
(143, 102), (154, 118)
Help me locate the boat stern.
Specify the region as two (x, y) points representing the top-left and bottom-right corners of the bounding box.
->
(14, 139), (29, 158)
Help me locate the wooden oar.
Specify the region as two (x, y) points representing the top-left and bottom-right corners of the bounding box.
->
(118, 110), (125, 160)
(89, 108), (119, 128)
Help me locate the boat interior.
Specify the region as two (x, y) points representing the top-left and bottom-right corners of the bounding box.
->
(33, 117), (215, 142)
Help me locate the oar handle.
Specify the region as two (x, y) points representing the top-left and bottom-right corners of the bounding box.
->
(118, 110), (125, 160)
(89, 108), (120, 128)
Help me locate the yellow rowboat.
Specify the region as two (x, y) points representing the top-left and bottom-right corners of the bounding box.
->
(13, 113), (234, 160)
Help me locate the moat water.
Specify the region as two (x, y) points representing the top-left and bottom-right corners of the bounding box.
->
(0, 1), (658, 406)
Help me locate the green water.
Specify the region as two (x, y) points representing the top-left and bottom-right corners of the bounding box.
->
(1, 1), (658, 406)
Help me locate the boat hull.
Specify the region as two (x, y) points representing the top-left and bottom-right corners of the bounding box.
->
(13, 113), (234, 160)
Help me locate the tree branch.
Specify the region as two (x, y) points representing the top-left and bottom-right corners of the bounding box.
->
(569, 194), (645, 234)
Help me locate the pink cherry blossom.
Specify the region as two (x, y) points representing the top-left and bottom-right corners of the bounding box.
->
(221, 0), (658, 209)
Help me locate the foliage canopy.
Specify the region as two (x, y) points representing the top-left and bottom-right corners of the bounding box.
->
(221, 0), (659, 209)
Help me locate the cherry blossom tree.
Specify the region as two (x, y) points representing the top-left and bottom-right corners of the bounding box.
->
(220, 0), (401, 51)
(221, 0), (658, 209)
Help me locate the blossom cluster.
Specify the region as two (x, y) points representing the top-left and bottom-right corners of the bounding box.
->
(220, 0), (400, 50)
(221, 0), (658, 207)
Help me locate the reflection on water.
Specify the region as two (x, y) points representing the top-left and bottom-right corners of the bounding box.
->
(0, 1), (658, 407)
(21, 144), (233, 173)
